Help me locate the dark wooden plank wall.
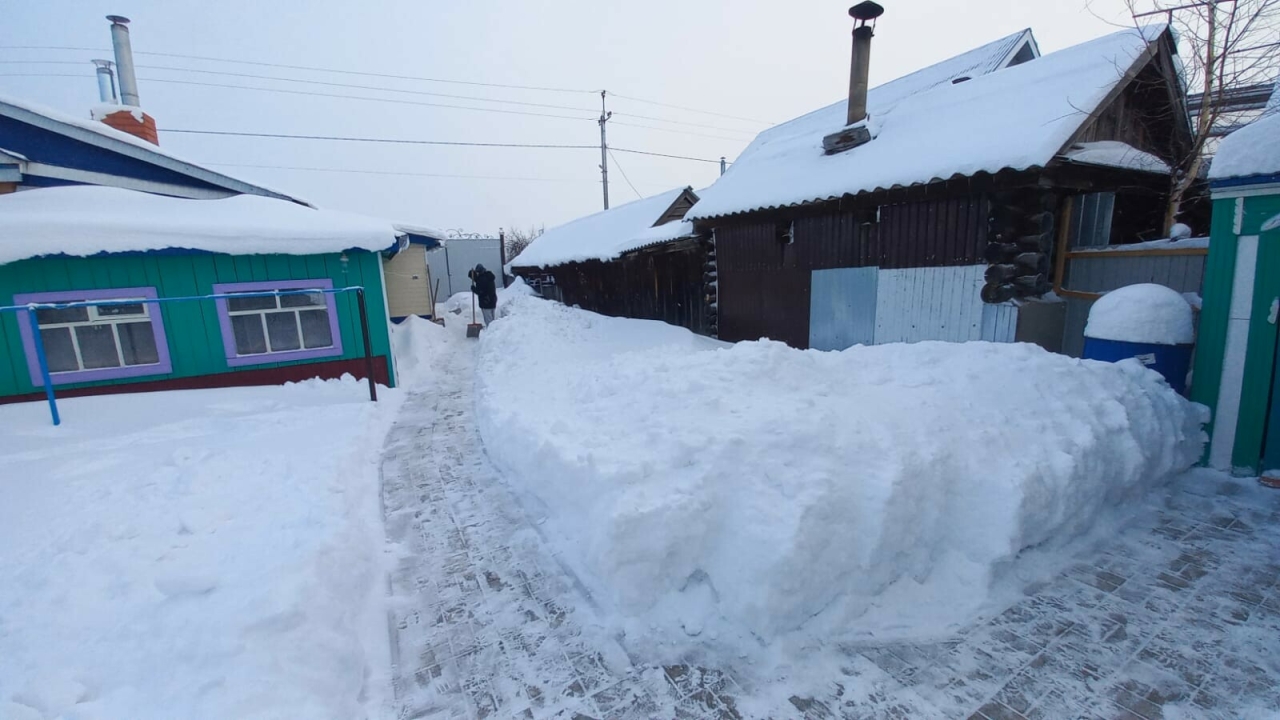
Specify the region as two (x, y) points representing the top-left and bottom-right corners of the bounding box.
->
(715, 194), (988, 347)
(519, 242), (710, 336)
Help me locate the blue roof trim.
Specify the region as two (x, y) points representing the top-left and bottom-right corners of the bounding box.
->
(1211, 172), (1280, 189)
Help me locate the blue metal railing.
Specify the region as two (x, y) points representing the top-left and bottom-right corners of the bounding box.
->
(0, 286), (378, 426)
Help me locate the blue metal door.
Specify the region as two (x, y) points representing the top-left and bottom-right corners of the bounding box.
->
(809, 267), (877, 351)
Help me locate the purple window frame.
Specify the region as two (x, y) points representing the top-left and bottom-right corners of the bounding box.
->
(213, 279), (343, 367)
(14, 286), (173, 387)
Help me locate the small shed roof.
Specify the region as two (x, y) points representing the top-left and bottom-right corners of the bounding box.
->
(0, 92), (308, 205)
(511, 187), (698, 268)
(1208, 111), (1280, 183)
(689, 26), (1167, 220)
(0, 185), (399, 266)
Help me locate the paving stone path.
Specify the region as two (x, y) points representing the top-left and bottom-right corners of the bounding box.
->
(380, 324), (1280, 719)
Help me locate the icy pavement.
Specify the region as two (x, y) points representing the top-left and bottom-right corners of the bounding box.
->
(381, 322), (1280, 720)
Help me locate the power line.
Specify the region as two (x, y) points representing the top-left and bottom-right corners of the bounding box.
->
(610, 92), (774, 125)
(158, 126), (732, 165)
(0, 73), (597, 122)
(0, 45), (772, 125)
(201, 162), (599, 183)
(0, 45), (597, 94)
(606, 148), (642, 200)
(131, 64), (600, 112)
(162, 128), (599, 149)
(3, 60), (759, 133)
(611, 147), (728, 165)
(611, 119), (751, 142)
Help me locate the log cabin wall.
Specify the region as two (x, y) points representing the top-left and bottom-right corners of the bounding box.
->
(515, 239), (712, 336)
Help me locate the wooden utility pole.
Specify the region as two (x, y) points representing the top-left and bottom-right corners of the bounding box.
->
(598, 90), (612, 209)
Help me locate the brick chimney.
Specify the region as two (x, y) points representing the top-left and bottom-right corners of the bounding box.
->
(97, 15), (160, 145)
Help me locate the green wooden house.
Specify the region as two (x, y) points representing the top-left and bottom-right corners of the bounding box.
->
(0, 185), (399, 404)
(1190, 109), (1280, 476)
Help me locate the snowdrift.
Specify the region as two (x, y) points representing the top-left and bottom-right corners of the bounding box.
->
(477, 298), (1207, 650)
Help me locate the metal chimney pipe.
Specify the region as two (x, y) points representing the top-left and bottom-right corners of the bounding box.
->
(106, 15), (140, 107)
(92, 59), (117, 103)
(846, 1), (884, 126)
(847, 26), (874, 125)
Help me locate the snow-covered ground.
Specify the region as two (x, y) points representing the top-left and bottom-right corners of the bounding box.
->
(476, 297), (1208, 665)
(0, 375), (405, 720)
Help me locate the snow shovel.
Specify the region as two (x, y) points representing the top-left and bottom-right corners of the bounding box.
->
(466, 292), (483, 338)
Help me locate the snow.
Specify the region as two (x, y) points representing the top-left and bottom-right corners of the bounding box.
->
(89, 103), (145, 123)
(689, 26), (1164, 220)
(1085, 283), (1195, 344)
(1063, 140), (1171, 174)
(0, 377), (403, 720)
(1209, 111), (1280, 180)
(0, 92), (306, 205)
(476, 297), (1207, 659)
(1071, 235), (1209, 253)
(1169, 222), (1192, 239)
(1264, 212), (1280, 233)
(0, 185), (399, 266)
(510, 187), (695, 268)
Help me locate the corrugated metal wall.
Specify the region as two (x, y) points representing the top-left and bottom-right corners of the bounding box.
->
(427, 238), (503, 299)
(809, 267), (877, 350)
(715, 195), (989, 348)
(874, 264), (1011, 343)
(1060, 251), (1208, 357)
(383, 244), (434, 318)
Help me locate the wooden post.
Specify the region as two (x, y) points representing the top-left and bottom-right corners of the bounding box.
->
(1053, 195), (1073, 297)
(356, 288), (377, 402)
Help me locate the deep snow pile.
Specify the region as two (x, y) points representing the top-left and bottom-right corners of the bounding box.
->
(477, 298), (1207, 651)
(1085, 283), (1195, 345)
(0, 379), (397, 720)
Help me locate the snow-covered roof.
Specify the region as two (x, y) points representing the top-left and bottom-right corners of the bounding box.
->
(0, 185), (399, 266)
(1061, 141), (1171, 174)
(1209, 112), (1280, 181)
(0, 93), (307, 205)
(689, 26), (1166, 220)
(511, 187), (697, 268)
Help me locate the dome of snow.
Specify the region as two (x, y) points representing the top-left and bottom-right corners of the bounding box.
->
(1169, 222), (1192, 240)
(1085, 283), (1194, 345)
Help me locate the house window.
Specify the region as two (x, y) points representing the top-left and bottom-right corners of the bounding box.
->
(1070, 192), (1115, 248)
(213, 280), (343, 367)
(13, 287), (172, 387)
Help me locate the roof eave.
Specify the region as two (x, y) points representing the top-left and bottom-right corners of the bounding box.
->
(0, 99), (309, 206)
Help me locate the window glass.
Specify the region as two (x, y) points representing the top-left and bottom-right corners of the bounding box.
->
(280, 292), (324, 309)
(96, 302), (147, 317)
(231, 314), (268, 355)
(299, 309), (333, 349)
(227, 294), (277, 312)
(36, 306), (89, 325)
(75, 325), (122, 369)
(119, 322), (160, 366)
(266, 312), (301, 352)
(40, 327), (79, 373)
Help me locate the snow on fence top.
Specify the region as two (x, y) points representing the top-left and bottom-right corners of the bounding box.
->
(688, 25), (1166, 220)
(510, 187), (696, 269)
(0, 185), (399, 265)
(0, 92), (306, 206)
(1209, 112), (1280, 181)
(1085, 283), (1195, 345)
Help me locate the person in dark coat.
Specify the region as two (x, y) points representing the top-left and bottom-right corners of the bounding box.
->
(470, 264), (498, 325)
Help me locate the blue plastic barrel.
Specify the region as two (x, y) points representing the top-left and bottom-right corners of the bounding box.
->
(1082, 337), (1194, 394)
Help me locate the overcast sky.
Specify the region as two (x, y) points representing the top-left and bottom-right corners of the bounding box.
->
(2, 0), (1138, 235)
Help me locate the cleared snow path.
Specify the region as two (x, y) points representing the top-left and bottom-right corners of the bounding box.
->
(381, 318), (1280, 720)
(380, 321), (739, 719)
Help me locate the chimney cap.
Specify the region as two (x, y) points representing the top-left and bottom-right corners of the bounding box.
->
(849, 1), (884, 22)
(106, 15), (131, 25)
(92, 58), (114, 69)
